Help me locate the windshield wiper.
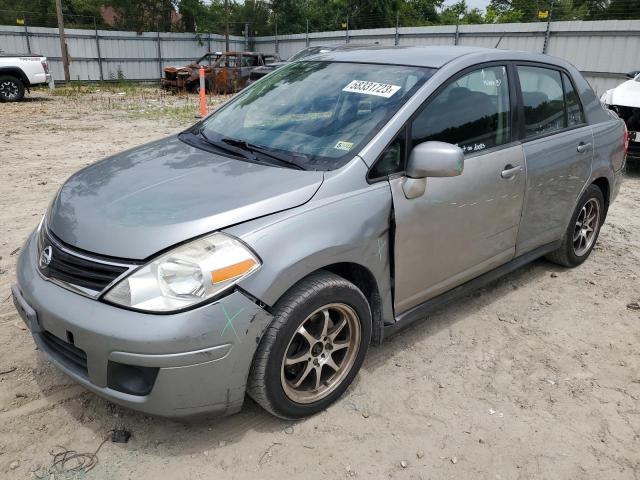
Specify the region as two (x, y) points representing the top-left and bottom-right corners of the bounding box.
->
(221, 137), (307, 170)
(198, 130), (257, 161)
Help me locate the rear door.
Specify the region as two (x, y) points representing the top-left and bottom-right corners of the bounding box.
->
(386, 64), (527, 314)
(514, 65), (592, 255)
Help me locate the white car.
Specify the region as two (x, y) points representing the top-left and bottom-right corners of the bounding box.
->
(601, 72), (640, 160)
(0, 53), (51, 102)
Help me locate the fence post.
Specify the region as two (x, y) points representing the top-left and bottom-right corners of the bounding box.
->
(207, 32), (211, 54)
(275, 21), (279, 54)
(454, 19), (460, 45)
(156, 29), (163, 79)
(395, 10), (399, 46)
(24, 22), (32, 54)
(306, 19), (309, 47)
(542, 9), (553, 53)
(244, 23), (250, 51)
(94, 18), (103, 81)
(346, 15), (349, 44)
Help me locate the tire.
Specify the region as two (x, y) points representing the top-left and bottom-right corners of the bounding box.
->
(546, 184), (605, 267)
(0, 75), (25, 102)
(247, 271), (372, 419)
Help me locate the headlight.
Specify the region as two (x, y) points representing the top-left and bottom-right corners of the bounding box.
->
(104, 233), (260, 312)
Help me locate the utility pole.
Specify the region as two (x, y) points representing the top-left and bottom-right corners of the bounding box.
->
(224, 0), (230, 53)
(55, 0), (70, 83)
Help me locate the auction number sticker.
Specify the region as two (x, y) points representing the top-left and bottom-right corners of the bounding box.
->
(343, 80), (401, 98)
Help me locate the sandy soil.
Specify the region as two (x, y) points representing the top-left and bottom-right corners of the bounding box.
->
(1, 89), (639, 480)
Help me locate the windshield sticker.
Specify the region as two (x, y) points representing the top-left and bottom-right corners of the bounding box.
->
(343, 80), (401, 98)
(334, 140), (354, 151)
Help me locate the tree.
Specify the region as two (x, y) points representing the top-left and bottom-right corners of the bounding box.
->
(0, 0), (103, 27)
(400, 0), (443, 26)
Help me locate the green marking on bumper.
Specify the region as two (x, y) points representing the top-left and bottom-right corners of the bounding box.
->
(221, 304), (244, 342)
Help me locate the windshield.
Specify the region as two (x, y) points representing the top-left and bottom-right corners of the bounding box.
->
(199, 61), (434, 170)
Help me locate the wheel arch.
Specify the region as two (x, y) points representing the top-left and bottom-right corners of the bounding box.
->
(0, 67), (30, 87)
(254, 261), (386, 346)
(591, 176), (610, 217)
(320, 262), (384, 345)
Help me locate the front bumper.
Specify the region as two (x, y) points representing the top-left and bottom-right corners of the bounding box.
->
(14, 231), (273, 418)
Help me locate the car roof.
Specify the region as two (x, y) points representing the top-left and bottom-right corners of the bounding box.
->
(310, 45), (557, 69)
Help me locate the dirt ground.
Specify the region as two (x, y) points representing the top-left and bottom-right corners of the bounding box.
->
(1, 88), (639, 480)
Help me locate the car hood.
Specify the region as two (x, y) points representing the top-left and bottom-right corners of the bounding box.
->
(48, 136), (324, 259)
(602, 78), (640, 108)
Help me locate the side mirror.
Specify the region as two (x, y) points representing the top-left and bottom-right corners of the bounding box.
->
(403, 141), (464, 199)
(407, 141), (464, 178)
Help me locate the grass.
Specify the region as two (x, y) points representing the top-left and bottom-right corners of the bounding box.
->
(34, 83), (229, 125)
(128, 103), (204, 123)
(50, 80), (143, 97)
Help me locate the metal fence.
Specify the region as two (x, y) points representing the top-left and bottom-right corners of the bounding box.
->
(0, 24), (246, 82)
(252, 19), (640, 95)
(1, 19), (639, 94)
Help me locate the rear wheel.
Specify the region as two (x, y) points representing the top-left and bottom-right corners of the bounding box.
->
(247, 271), (371, 419)
(546, 184), (605, 267)
(0, 75), (25, 102)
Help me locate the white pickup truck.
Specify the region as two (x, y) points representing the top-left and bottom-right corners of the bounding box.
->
(0, 53), (52, 102)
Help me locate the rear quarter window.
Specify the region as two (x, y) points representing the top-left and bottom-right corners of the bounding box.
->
(562, 73), (584, 127)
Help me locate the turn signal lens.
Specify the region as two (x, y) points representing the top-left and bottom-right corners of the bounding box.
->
(212, 259), (257, 284)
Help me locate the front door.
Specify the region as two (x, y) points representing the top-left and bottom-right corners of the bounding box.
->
(389, 65), (526, 314)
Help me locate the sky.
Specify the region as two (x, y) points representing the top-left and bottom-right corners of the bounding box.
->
(453, 0), (491, 11)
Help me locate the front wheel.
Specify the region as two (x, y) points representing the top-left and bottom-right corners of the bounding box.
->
(0, 75), (25, 102)
(546, 184), (605, 267)
(247, 271), (371, 419)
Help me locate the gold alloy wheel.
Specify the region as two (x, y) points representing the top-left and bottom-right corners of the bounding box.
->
(573, 198), (601, 257)
(280, 303), (361, 404)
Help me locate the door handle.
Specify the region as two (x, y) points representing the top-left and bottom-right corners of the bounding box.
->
(501, 164), (522, 179)
(577, 142), (592, 153)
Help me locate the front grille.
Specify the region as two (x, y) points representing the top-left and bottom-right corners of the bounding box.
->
(38, 226), (130, 293)
(628, 140), (640, 159)
(41, 331), (88, 375)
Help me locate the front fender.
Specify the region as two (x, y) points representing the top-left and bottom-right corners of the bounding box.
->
(226, 174), (394, 328)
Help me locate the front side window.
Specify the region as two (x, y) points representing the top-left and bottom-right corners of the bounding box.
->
(411, 65), (511, 155)
(200, 61), (434, 170)
(216, 55), (241, 68)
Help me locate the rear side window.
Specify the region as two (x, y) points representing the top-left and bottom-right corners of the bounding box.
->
(562, 73), (584, 127)
(518, 66), (566, 138)
(518, 66), (585, 137)
(411, 65), (511, 155)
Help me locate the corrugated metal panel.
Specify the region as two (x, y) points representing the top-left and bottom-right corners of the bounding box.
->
(1, 20), (639, 88)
